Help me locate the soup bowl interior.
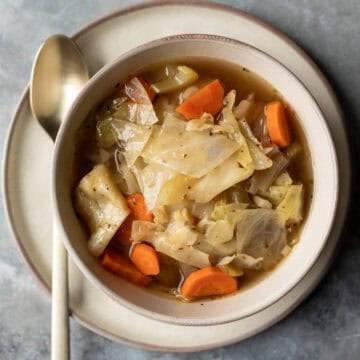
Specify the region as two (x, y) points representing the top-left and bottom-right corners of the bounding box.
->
(53, 35), (338, 325)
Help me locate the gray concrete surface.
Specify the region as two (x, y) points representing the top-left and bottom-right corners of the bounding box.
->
(1, 0), (359, 359)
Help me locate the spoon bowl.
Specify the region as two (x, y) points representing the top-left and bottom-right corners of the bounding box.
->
(30, 34), (88, 140)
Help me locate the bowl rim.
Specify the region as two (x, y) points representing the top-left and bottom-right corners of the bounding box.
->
(52, 33), (339, 326)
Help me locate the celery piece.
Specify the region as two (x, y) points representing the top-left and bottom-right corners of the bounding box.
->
(151, 65), (199, 94)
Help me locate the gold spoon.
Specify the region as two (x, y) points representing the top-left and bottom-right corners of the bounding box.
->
(30, 34), (89, 360)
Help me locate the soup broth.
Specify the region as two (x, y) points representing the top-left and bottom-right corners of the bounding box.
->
(74, 58), (313, 301)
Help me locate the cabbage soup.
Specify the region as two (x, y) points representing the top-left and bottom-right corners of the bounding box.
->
(73, 58), (313, 301)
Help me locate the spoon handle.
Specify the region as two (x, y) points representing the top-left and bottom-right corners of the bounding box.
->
(51, 222), (69, 360)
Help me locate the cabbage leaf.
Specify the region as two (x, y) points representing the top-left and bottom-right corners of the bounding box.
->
(150, 234), (211, 268)
(123, 77), (159, 125)
(222, 91), (253, 169)
(157, 174), (195, 206)
(218, 253), (263, 271)
(187, 154), (253, 203)
(276, 184), (304, 224)
(99, 118), (152, 166)
(74, 164), (129, 256)
(142, 114), (240, 178)
(235, 209), (287, 269)
(132, 210), (211, 268)
(132, 160), (177, 211)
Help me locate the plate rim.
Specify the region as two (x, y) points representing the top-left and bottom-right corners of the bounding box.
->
(2, 0), (351, 352)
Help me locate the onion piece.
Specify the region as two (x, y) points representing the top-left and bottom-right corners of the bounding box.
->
(234, 94), (254, 120)
(247, 151), (290, 194)
(237, 118), (273, 170)
(252, 114), (273, 148)
(238, 118), (261, 145)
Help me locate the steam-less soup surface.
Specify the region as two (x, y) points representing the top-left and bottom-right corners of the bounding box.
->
(74, 58), (313, 301)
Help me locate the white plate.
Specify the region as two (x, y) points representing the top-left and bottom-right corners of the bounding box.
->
(3, 1), (350, 351)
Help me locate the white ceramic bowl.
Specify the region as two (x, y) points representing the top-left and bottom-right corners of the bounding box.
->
(53, 35), (338, 326)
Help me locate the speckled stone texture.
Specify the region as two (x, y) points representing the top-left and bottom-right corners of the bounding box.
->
(1, 0), (359, 359)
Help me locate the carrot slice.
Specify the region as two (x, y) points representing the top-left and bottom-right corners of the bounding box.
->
(130, 243), (160, 276)
(126, 193), (154, 222)
(181, 266), (237, 298)
(111, 194), (152, 246)
(102, 249), (152, 286)
(112, 214), (134, 246)
(266, 101), (291, 148)
(176, 79), (224, 120)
